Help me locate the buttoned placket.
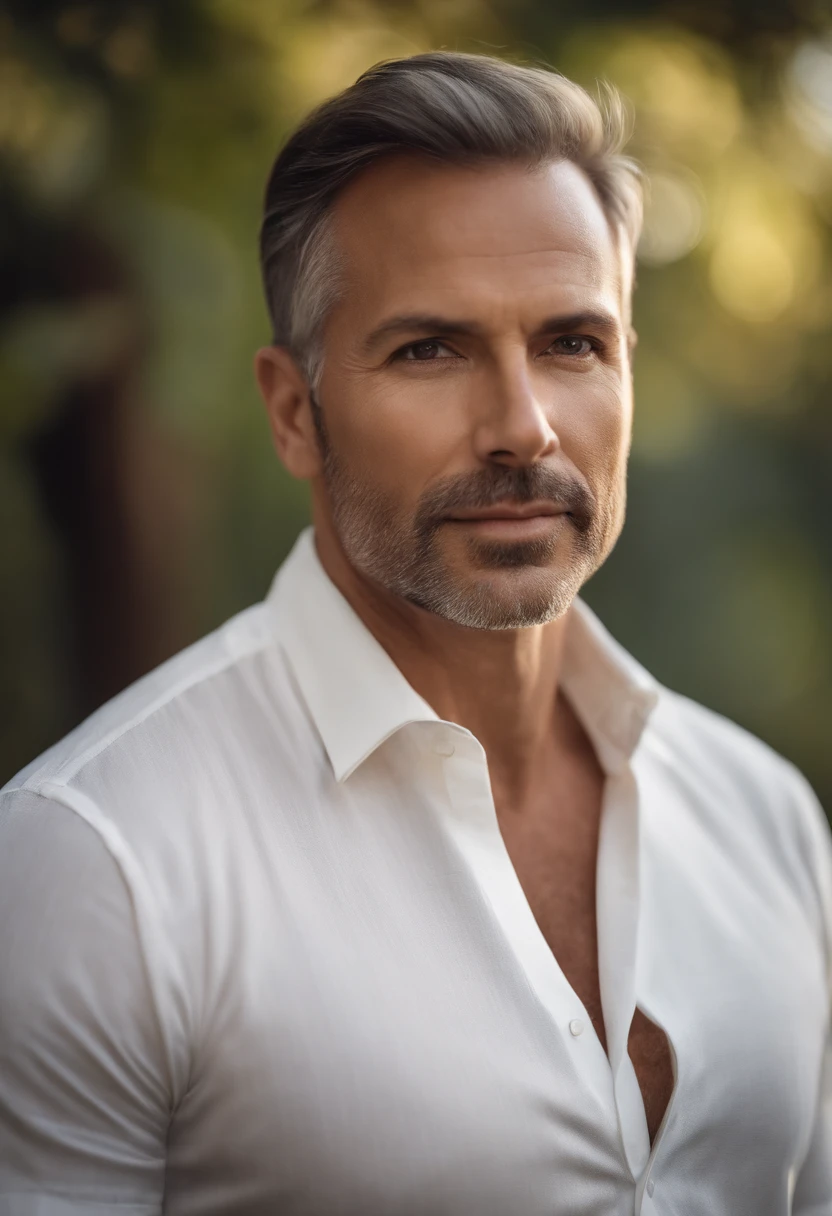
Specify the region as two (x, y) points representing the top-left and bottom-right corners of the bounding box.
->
(429, 717), (674, 1212)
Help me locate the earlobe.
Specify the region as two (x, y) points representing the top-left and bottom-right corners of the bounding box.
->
(253, 345), (322, 480)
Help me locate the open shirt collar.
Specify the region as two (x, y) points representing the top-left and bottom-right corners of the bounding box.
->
(268, 527), (658, 782)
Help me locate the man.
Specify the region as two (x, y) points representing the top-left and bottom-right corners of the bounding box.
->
(0, 51), (830, 1216)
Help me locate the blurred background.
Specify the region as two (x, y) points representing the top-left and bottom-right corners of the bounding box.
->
(2, 0), (831, 810)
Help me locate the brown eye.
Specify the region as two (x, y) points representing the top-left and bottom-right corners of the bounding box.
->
(399, 339), (455, 361)
(411, 341), (440, 360)
(551, 335), (593, 357)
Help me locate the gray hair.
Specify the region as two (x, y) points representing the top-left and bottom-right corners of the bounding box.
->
(259, 51), (642, 387)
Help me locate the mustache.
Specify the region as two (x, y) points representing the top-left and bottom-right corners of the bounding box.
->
(413, 464), (596, 535)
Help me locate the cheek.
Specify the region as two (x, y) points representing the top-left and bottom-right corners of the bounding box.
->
(327, 378), (463, 487)
(556, 374), (631, 485)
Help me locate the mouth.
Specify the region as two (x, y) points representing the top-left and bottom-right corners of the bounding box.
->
(445, 501), (568, 523)
(443, 502), (570, 540)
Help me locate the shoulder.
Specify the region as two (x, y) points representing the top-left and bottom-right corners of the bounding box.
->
(648, 687), (802, 789)
(3, 601), (274, 798)
(0, 597), (316, 1052)
(1, 593), (318, 823)
(643, 686), (832, 944)
(647, 686), (823, 822)
(1, 596), (318, 902)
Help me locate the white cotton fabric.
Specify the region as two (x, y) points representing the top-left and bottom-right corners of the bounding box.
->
(1, 525), (831, 1215)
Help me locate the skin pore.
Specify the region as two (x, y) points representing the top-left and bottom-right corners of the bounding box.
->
(256, 154), (674, 1141)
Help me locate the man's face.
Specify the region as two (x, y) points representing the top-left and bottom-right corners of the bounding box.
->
(311, 155), (633, 629)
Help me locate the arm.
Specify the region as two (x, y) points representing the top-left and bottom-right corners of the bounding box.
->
(793, 1031), (832, 1216)
(0, 787), (172, 1214)
(792, 767), (832, 1215)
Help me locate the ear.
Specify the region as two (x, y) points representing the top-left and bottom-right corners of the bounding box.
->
(254, 345), (322, 479)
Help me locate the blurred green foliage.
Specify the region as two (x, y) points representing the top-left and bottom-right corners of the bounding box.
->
(2, 0), (832, 809)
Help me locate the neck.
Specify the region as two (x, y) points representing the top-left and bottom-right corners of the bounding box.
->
(313, 519), (574, 808)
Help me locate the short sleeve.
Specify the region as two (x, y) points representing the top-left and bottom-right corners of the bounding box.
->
(0, 787), (170, 1214)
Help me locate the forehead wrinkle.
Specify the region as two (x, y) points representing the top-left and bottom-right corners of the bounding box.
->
(337, 208), (621, 299)
(402, 246), (613, 271)
(348, 226), (616, 278)
(351, 247), (618, 299)
(428, 205), (613, 259)
(379, 259), (619, 318)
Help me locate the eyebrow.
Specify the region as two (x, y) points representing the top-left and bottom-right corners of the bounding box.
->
(360, 310), (622, 355)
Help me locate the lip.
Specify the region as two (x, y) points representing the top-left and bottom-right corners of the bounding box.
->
(445, 501), (569, 522)
(442, 511), (569, 543)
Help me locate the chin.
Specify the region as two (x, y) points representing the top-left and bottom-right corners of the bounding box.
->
(457, 528), (569, 572)
(426, 564), (580, 631)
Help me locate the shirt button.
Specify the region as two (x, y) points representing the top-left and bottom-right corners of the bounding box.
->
(646, 1178), (655, 1197)
(435, 742), (455, 758)
(569, 1019), (584, 1037)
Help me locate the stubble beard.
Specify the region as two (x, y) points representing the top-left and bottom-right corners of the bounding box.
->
(310, 394), (617, 631)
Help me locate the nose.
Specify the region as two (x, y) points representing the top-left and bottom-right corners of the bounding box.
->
(472, 360), (560, 468)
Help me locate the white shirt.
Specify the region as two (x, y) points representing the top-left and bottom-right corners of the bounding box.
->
(1, 525), (831, 1216)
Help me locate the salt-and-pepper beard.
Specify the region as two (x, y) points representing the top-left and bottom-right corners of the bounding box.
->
(309, 390), (615, 630)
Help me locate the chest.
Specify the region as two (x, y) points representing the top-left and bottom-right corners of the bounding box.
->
(494, 752), (674, 1142)
(164, 750), (830, 1213)
(493, 732), (606, 1026)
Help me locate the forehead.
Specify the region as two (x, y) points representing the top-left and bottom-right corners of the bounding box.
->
(329, 155), (627, 327)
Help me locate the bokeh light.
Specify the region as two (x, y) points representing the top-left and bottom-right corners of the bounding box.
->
(1, 0), (831, 813)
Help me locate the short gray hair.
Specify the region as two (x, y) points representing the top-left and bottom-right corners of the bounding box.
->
(259, 51), (642, 386)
